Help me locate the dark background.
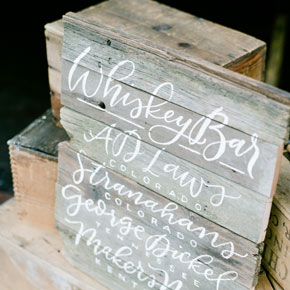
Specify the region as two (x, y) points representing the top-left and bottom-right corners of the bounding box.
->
(0, 0), (289, 196)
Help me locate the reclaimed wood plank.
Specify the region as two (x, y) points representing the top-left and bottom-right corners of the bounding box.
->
(61, 107), (272, 243)
(7, 110), (68, 228)
(56, 142), (262, 290)
(104, 0), (266, 78)
(265, 14), (288, 87)
(61, 59), (282, 197)
(255, 271), (274, 289)
(45, 0), (266, 121)
(45, 0), (266, 77)
(263, 157), (290, 290)
(62, 15), (290, 144)
(9, 146), (57, 228)
(268, 274), (284, 290)
(0, 199), (108, 290)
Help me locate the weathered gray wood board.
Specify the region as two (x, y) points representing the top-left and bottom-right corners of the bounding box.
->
(60, 14), (289, 219)
(263, 156), (290, 290)
(0, 199), (108, 290)
(45, 0), (267, 122)
(56, 142), (261, 290)
(46, 0), (266, 75)
(61, 58), (281, 197)
(61, 14), (289, 144)
(8, 109), (68, 159)
(7, 110), (69, 228)
(61, 106), (272, 243)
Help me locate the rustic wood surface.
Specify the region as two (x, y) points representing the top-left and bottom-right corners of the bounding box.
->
(9, 146), (57, 228)
(55, 2), (290, 289)
(48, 67), (62, 122)
(8, 110), (68, 159)
(7, 110), (68, 228)
(56, 142), (262, 290)
(263, 157), (290, 290)
(268, 274), (284, 290)
(255, 271), (274, 290)
(0, 198), (271, 290)
(61, 107), (272, 243)
(273, 156), (290, 222)
(0, 198), (108, 290)
(45, 0), (267, 121)
(45, 0), (266, 74)
(62, 16), (289, 143)
(265, 14), (288, 87)
(61, 59), (282, 196)
(96, 0), (266, 79)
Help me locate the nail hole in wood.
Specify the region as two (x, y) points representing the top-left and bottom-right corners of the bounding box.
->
(178, 42), (191, 48)
(152, 24), (172, 31)
(98, 101), (106, 109)
(107, 39), (111, 46)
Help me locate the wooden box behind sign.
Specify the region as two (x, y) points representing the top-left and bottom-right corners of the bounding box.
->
(45, 0), (266, 121)
(8, 110), (68, 228)
(55, 2), (290, 290)
(263, 156), (290, 290)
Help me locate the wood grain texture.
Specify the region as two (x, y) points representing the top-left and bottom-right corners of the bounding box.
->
(45, 0), (267, 121)
(48, 67), (62, 122)
(61, 17), (289, 144)
(273, 156), (290, 222)
(56, 142), (262, 290)
(247, 156), (290, 290)
(9, 146), (57, 228)
(255, 272), (275, 290)
(0, 199), (269, 290)
(61, 59), (282, 196)
(0, 199), (108, 290)
(99, 0), (266, 75)
(8, 110), (68, 159)
(267, 274), (284, 290)
(263, 157), (290, 290)
(255, 271), (274, 290)
(45, 0), (266, 74)
(7, 110), (68, 228)
(61, 107), (272, 243)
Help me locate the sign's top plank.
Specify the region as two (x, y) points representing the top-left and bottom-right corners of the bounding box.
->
(63, 13), (290, 145)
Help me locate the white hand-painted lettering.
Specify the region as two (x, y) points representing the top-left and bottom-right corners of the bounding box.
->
(69, 151), (247, 260)
(68, 47), (261, 179)
(83, 124), (241, 207)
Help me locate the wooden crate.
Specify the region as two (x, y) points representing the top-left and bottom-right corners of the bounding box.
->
(55, 5), (290, 290)
(8, 110), (68, 229)
(45, 0), (266, 122)
(263, 156), (290, 290)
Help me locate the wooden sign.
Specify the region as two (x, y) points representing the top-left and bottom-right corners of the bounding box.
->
(55, 2), (290, 290)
